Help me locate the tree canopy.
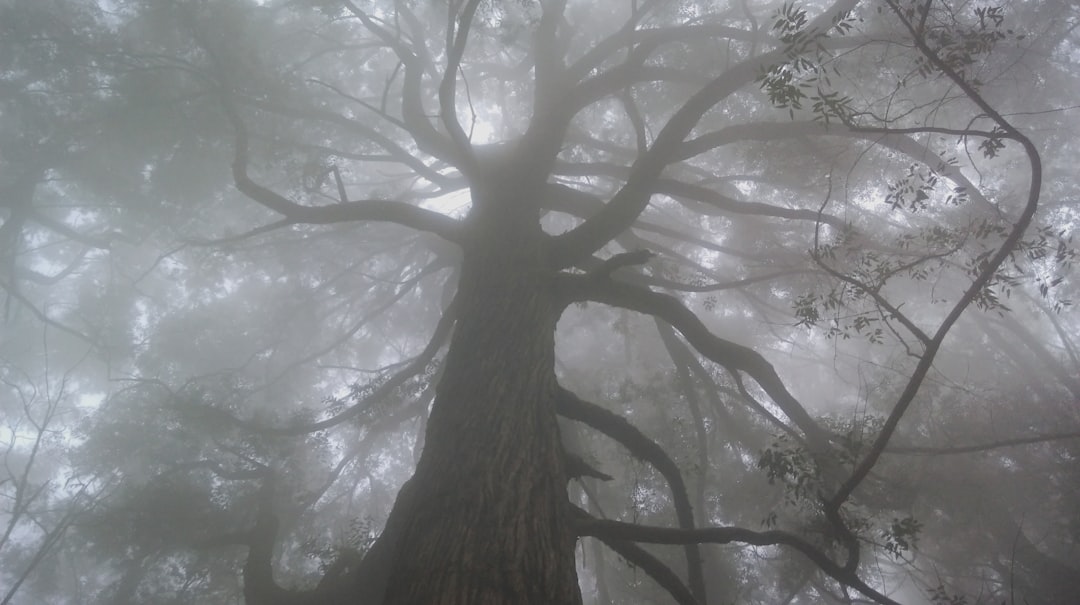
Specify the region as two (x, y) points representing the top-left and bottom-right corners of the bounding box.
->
(1, 0), (1078, 604)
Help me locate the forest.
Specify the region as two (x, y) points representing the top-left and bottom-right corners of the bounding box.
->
(1, 0), (1078, 603)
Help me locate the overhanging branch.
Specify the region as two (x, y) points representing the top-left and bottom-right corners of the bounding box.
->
(573, 511), (900, 605)
(224, 92), (464, 244)
(556, 388), (707, 603)
(560, 277), (832, 453)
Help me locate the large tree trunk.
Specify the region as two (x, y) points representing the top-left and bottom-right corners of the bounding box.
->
(370, 193), (583, 604)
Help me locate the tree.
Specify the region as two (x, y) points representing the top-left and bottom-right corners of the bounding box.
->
(1, 0), (1078, 603)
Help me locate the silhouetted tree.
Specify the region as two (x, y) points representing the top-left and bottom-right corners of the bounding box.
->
(2, 1), (1077, 604)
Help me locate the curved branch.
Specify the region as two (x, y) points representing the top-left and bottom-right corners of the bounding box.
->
(29, 210), (118, 249)
(827, 0), (1043, 513)
(556, 388), (707, 603)
(591, 534), (700, 605)
(547, 0), (861, 268)
(341, 1), (460, 166)
(438, 0), (482, 174)
(655, 321), (710, 535)
(573, 512), (901, 605)
(560, 277), (832, 453)
(224, 94), (463, 244)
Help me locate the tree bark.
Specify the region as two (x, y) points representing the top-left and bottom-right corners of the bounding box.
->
(373, 195), (582, 604)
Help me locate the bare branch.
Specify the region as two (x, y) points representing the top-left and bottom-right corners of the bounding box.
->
(556, 388), (707, 603)
(826, 0), (1043, 513)
(590, 533), (700, 605)
(559, 278), (833, 453)
(886, 431), (1080, 455)
(438, 0), (482, 174)
(224, 95), (464, 243)
(548, 0), (861, 268)
(573, 512), (901, 605)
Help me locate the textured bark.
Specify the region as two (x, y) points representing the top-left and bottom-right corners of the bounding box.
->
(373, 194), (582, 604)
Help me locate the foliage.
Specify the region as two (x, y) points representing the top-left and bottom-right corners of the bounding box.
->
(1, 0), (1078, 603)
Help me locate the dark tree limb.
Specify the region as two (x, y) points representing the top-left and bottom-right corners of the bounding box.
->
(590, 532), (700, 605)
(826, 0), (1043, 515)
(655, 322), (710, 521)
(573, 512), (900, 605)
(227, 103), (463, 242)
(559, 277), (833, 454)
(588, 250), (655, 279)
(264, 296), (457, 435)
(341, 1), (461, 167)
(653, 179), (848, 228)
(437, 0), (482, 175)
(556, 388), (707, 603)
(564, 452), (614, 482)
(885, 431), (1080, 455)
(547, 0), (861, 268)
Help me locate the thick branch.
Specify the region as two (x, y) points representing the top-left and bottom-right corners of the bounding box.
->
(573, 512), (900, 605)
(560, 278), (832, 453)
(653, 179), (848, 228)
(548, 0), (860, 268)
(591, 534), (700, 605)
(224, 96), (463, 244)
(556, 388), (707, 603)
(341, 1), (460, 165)
(437, 0), (482, 173)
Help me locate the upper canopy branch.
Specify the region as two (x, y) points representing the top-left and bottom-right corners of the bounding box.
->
(342, 0), (464, 169)
(437, 0), (482, 176)
(826, 0), (1043, 514)
(225, 96), (463, 245)
(547, 0), (861, 268)
(675, 121), (997, 211)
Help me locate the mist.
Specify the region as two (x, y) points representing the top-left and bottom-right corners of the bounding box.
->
(1, 1), (1078, 604)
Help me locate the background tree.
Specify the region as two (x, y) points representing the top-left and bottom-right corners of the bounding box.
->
(1, 0), (1077, 603)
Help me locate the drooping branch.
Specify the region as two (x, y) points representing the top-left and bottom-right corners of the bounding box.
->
(826, 0), (1043, 514)
(654, 179), (849, 228)
(556, 388), (707, 603)
(29, 210), (119, 249)
(589, 533), (700, 605)
(560, 277), (832, 453)
(264, 296), (457, 436)
(0, 279), (97, 347)
(656, 321), (710, 521)
(573, 512), (901, 605)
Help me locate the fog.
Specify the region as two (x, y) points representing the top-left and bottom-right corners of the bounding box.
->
(1, 1), (1078, 604)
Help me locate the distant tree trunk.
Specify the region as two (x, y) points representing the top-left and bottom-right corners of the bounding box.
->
(371, 189), (583, 604)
